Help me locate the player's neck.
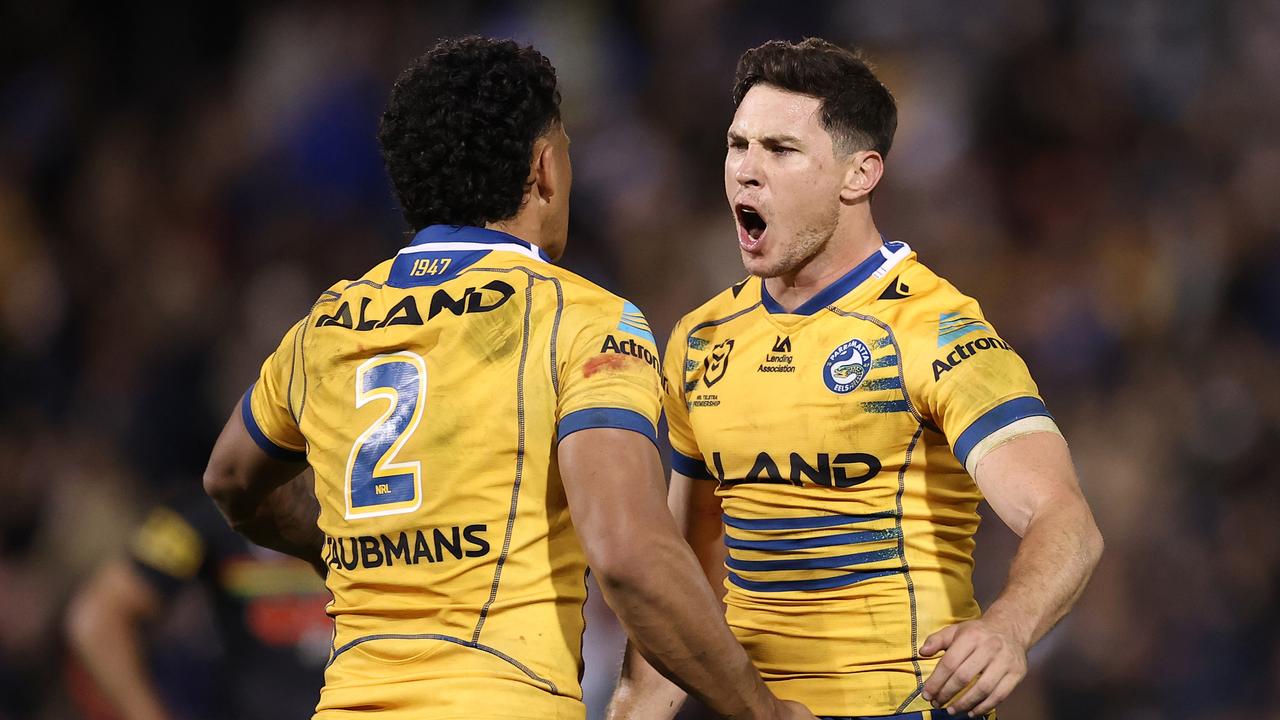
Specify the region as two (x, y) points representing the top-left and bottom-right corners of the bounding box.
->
(764, 215), (883, 313)
(486, 216), (549, 256)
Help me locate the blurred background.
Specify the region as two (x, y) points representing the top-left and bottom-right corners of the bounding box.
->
(3, 1), (1279, 718)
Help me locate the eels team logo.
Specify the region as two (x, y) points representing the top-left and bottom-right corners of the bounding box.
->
(823, 339), (872, 394)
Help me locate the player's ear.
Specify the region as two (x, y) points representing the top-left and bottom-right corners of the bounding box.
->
(839, 150), (884, 204)
(530, 134), (560, 206)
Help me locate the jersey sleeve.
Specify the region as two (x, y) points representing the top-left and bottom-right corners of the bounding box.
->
(555, 298), (663, 447)
(128, 502), (207, 597)
(912, 311), (1062, 477)
(662, 318), (710, 479)
(242, 319), (308, 462)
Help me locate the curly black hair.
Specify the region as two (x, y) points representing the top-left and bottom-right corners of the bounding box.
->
(733, 38), (896, 158)
(378, 36), (562, 230)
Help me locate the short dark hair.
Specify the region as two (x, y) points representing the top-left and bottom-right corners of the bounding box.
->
(732, 38), (897, 158)
(378, 36), (561, 230)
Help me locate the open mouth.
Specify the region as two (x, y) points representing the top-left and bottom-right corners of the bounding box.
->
(735, 203), (768, 248)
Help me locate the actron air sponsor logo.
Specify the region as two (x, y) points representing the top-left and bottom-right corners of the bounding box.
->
(600, 334), (661, 374)
(932, 335), (1013, 380)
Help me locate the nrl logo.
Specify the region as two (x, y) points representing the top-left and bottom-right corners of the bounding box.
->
(702, 338), (735, 387)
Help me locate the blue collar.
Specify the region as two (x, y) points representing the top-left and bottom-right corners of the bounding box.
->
(761, 240), (908, 316)
(408, 225), (552, 262)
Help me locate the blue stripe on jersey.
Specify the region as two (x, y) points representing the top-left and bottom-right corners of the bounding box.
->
(408, 224), (552, 261)
(937, 312), (991, 346)
(861, 399), (912, 414)
(862, 377), (904, 392)
(618, 301), (655, 342)
(762, 243), (891, 316)
(558, 407), (657, 447)
(952, 396), (1052, 467)
(871, 354), (899, 368)
(727, 567), (904, 593)
(723, 527), (901, 552)
(725, 546), (900, 572)
(240, 386), (306, 462)
(387, 250), (490, 287)
(722, 511), (895, 531)
(672, 450), (712, 479)
(617, 321), (655, 342)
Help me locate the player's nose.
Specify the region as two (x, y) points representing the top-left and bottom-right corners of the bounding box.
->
(734, 146), (763, 188)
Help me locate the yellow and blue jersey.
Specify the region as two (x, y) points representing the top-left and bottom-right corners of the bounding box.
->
(243, 225), (663, 719)
(664, 240), (1059, 717)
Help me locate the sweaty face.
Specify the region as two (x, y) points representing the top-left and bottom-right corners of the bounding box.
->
(725, 85), (846, 278)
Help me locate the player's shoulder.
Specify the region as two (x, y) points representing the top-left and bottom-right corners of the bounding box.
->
(874, 253), (1026, 391)
(305, 258), (396, 311)
(535, 261), (623, 302)
(537, 263), (658, 340)
(871, 254), (988, 342)
(672, 275), (762, 336)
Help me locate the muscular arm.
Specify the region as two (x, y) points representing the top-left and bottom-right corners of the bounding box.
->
(607, 472), (729, 720)
(559, 432), (807, 720)
(203, 405), (325, 575)
(66, 560), (172, 720)
(922, 431), (1104, 715)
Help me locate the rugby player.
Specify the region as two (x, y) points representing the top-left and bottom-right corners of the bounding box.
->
(609, 38), (1104, 719)
(67, 476), (329, 720)
(201, 37), (813, 720)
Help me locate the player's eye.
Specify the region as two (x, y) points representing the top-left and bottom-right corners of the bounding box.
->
(771, 146), (796, 155)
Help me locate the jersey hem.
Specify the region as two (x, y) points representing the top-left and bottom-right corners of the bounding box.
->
(557, 407), (657, 447)
(963, 415), (1062, 476)
(671, 449), (712, 479)
(326, 632), (559, 695)
(951, 396), (1050, 468)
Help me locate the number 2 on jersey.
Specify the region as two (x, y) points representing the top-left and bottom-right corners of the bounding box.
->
(344, 351), (426, 519)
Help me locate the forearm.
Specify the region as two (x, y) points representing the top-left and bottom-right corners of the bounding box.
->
(67, 586), (171, 720)
(599, 536), (771, 720)
(224, 474), (325, 575)
(205, 403), (323, 571)
(611, 499), (725, 719)
(983, 501), (1103, 647)
(922, 432), (1101, 714)
(608, 641), (688, 720)
(76, 620), (171, 720)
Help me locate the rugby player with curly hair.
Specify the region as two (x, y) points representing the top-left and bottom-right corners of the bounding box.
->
(203, 36), (814, 720)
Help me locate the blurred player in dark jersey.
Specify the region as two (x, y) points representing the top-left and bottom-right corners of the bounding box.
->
(67, 474), (328, 720)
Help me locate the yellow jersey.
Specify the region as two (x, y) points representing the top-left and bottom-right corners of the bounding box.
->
(664, 241), (1059, 717)
(244, 225), (663, 719)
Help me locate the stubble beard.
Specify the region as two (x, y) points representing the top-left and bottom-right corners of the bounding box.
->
(752, 205), (840, 279)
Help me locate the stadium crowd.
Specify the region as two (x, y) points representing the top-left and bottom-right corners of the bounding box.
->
(2, 1), (1278, 718)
